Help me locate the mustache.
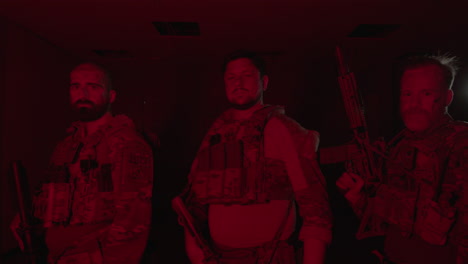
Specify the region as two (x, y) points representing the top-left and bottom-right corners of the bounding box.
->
(402, 108), (430, 116)
(74, 99), (95, 107)
(233, 88), (249, 93)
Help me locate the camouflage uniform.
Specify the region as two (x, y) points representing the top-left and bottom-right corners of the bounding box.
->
(354, 116), (468, 264)
(32, 115), (153, 264)
(182, 105), (332, 264)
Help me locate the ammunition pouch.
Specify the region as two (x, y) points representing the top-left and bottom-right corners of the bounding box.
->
(192, 141), (291, 205)
(372, 185), (457, 246)
(34, 183), (72, 226)
(372, 184), (416, 234)
(414, 200), (456, 246)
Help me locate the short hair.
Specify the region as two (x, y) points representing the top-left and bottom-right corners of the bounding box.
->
(71, 62), (113, 91)
(399, 53), (459, 90)
(222, 50), (267, 76)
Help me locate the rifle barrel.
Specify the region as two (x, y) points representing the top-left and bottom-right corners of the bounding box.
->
(335, 46), (348, 76)
(11, 161), (36, 262)
(12, 161), (28, 224)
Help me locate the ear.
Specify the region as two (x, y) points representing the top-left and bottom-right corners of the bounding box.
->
(109, 90), (116, 104)
(445, 89), (454, 106)
(262, 75), (269, 92)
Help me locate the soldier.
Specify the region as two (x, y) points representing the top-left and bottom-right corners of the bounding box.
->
(336, 54), (468, 264)
(176, 50), (332, 264)
(11, 63), (153, 264)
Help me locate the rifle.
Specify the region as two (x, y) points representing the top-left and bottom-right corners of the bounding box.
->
(11, 160), (46, 264)
(320, 46), (386, 239)
(171, 196), (218, 264)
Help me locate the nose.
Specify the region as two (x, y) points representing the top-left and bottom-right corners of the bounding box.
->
(408, 94), (422, 107)
(233, 76), (243, 87)
(77, 85), (90, 98)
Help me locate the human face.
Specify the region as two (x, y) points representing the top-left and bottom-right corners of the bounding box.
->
(224, 58), (268, 109)
(400, 65), (453, 133)
(69, 64), (115, 122)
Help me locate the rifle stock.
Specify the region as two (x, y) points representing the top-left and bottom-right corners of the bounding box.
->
(172, 196), (217, 263)
(11, 160), (46, 264)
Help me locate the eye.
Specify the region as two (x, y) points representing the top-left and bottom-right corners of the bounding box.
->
(423, 90), (433, 96)
(90, 84), (101, 90)
(70, 84), (79, 90)
(401, 91), (411, 96)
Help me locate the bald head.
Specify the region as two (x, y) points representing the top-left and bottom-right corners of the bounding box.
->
(71, 62), (113, 91)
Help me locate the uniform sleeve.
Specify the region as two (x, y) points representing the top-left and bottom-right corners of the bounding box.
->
(446, 138), (468, 262)
(184, 157), (209, 226)
(100, 139), (153, 264)
(265, 117), (332, 244)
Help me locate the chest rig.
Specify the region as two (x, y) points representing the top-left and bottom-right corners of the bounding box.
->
(33, 117), (131, 226)
(372, 121), (459, 245)
(191, 105), (293, 205)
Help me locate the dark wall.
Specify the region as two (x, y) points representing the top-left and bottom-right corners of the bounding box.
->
(0, 20), (78, 254)
(0, 15), (8, 256)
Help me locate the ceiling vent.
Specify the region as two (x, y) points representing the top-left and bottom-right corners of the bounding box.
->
(348, 24), (400, 38)
(93, 49), (132, 58)
(152, 22), (200, 36)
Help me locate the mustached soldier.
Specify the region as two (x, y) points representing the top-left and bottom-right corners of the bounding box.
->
(337, 55), (468, 264)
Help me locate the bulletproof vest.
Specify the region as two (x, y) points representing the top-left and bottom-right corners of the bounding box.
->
(372, 122), (459, 245)
(191, 105), (293, 205)
(33, 118), (132, 226)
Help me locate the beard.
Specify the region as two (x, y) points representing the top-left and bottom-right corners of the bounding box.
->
(71, 99), (110, 122)
(230, 91), (262, 110)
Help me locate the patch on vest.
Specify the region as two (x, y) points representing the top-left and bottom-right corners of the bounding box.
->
(119, 142), (153, 193)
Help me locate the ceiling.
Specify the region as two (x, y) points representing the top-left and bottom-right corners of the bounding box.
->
(1, 0), (468, 63)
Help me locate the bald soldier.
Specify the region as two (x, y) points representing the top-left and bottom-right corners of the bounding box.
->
(11, 63), (153, 264)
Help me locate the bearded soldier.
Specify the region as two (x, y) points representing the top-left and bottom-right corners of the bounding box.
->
(175, 50), (332, 264)
(11, 63), (153, 264)
(337, 55), (468, 264)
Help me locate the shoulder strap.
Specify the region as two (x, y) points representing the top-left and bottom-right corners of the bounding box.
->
(256, 106), (285, 203)
(264, 199), (294, 264)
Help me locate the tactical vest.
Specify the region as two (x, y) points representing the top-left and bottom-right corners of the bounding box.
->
(371, 120), (464, 245)
(33, 116), (134, 227)
(191, 105), (294, 205)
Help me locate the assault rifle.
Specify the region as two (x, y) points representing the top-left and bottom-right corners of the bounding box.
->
(172, 196), (218, 264)
(11, 160), (46, 264)
(320, 46), (385, 239)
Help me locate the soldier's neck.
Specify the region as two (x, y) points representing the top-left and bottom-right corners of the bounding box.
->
(232, 102), (264, 121)
(81, 112), (113, 138)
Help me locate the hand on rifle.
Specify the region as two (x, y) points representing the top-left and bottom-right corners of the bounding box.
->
(336, 172), (364, 205)
(10, 213), (25, 251)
